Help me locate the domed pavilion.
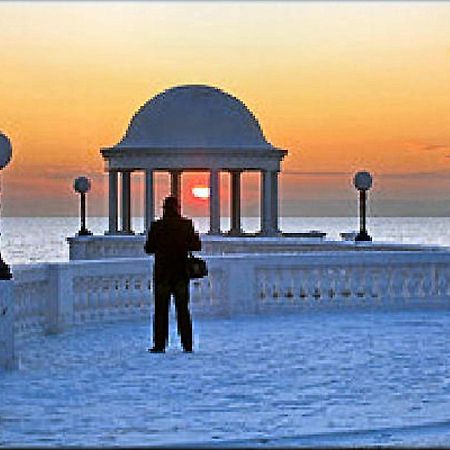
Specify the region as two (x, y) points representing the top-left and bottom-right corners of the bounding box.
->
(101, 84), (288, 236)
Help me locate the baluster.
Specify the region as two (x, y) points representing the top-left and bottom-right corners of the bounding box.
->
(257, 271), (267, 301)
(324, 267), (336, 302)
(134, 275), (144, 312)
(333, 267), (345, 304)
(122, 276), (131, 314)
(407, 268), (419, 302)
(100, 276), (111, 318)
(199, 277), (208, 308)
(389, 268), (406, 306)
(190, 279), (201, 306)
(95, 276), (107, 319)
(94, 277), (103, 320)
(298, 268), (310, 303)
(109, 277), (118, 316)
(128, 275), (137, 315)
(72, 277), (81, 323)
(271, 269), (281, 303)
(205, 277), (213, 307)
(417, 269), (427, 299)
(85, 278), (95, 321)
(369, 268), (381, 300)
(318, 267), (331, 305)
(438, 266), (450, 298)
(421, 266), (434, 301)
(341, 267), (353, 307)
(286, 269), (296, 305)
(348, 267), (359, 304)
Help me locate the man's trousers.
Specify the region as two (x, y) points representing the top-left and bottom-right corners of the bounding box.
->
(153, 278), (193, 351)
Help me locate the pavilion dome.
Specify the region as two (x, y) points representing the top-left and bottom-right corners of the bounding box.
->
(117, 84), (272, 149)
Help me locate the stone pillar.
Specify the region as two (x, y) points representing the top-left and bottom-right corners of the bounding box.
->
(144, 169), (154, 233)
(271, 171), (280, 234)
(260, 170), (273, 235)
(107, 170), (118, 234)
(209, 169), (221, 234)
(121, 171), (132, 234)
(170, 170), (182, 201)
(0, 280), (16, 370)
(47, 264), (74, 334)
(229, 170), (242, 235)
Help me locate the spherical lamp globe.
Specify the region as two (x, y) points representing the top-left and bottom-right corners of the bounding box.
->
(74, 176), (91, 194)
(353, 171), (373, 191)
(0, 133), (12, 170)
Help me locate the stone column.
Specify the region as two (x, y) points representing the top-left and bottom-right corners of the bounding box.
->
(170, 170), (182, 201)
(107, 170), (118, 234)
(144, 169), (154, 233)
(271, 171), (280, 234)
(121, 170), (132, 234)
(209, 169), (221, 234)
(260, 170), (273, 235)
(229, 170), (242, 235)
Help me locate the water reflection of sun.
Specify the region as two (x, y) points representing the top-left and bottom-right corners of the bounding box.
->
(192, 186), (210, 199)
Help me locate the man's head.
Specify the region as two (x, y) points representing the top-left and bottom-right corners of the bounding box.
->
(163, 196), (180, 217)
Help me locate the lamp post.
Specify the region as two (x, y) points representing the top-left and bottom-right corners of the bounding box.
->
(0, 133), (12, 280)
(353, 171), (373, 242)
(74, 176), (92, 236)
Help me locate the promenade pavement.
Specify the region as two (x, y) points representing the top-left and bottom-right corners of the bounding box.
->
(2, 309), (450, 447)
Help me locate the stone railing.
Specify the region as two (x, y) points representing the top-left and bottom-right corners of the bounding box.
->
(3, 249), (450, 369)
(7, 256), (230, 341)
(252, 252), (450, 312)
(13, 264), (51, 338)
(67, 234), (442, 260)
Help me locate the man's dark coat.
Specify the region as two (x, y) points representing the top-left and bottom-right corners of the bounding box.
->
(144, 215), (202, 282)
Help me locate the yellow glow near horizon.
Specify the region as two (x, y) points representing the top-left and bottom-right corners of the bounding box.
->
(1, 2), (450, 216)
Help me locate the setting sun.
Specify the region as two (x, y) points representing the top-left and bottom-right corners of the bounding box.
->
(192, 186), (210, 199)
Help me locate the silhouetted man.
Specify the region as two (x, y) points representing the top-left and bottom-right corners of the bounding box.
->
(144, 196), (201, 353)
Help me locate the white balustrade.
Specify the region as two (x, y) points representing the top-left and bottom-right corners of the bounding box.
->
(3, 249), (450, 368)
(12, 264), (50, 337)
(253, 252), (450, 312)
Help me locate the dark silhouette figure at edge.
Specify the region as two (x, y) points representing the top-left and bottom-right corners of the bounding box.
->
(144, 196), (201, 353)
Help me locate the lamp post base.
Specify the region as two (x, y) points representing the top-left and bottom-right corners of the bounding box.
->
(77, 228), (93, 237)
(355, 231), (372, 242)
(0, 254), (12, 280)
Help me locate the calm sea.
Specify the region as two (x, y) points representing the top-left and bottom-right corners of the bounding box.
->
(2, 216), (450, 265)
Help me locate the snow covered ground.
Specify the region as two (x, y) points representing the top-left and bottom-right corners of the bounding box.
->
(2, 308), (450, 447)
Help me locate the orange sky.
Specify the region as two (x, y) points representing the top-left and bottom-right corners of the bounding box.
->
(1, 1), (450, 217)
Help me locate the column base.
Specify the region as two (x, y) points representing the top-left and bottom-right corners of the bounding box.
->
(355, 231), (372, 242)
(227, 229), (243, 236)
(104, 230), (121, 236)
(76, 229), (93, 237)
(257, 229), (281, 237)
